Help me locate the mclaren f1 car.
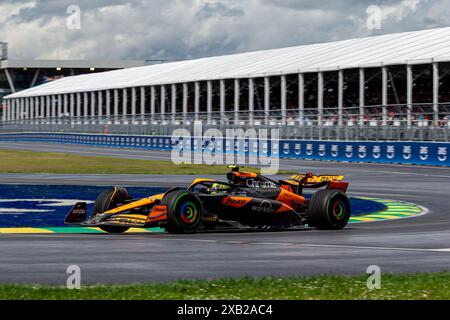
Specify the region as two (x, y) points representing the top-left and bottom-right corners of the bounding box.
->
(65, 166), (351, 234)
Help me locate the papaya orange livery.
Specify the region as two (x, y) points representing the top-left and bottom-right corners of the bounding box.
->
(235, 172), (258, 178)
(65, 166), (351, 234)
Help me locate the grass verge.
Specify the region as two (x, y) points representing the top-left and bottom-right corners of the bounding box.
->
(0, 149), (279, 175)
(1, 273), (450, 300)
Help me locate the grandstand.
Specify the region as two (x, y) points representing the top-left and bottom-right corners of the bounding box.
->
(2, 28), (450, 141)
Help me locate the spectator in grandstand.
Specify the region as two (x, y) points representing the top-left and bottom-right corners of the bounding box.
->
(442, 115), (449, 127)
(332, 114), (338, 125)
(364, 114), (370, 125)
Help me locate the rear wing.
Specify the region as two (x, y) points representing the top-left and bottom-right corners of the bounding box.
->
(282, 173), (348, 193)
(290, 174), (344, 184)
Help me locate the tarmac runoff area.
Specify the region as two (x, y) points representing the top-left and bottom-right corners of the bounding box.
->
(0, 142), (449, 284)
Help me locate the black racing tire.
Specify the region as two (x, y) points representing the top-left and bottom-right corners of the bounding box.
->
(162, 190), (203, 234)
(93, 187), (130, 234)
(307, 189), (351, 230)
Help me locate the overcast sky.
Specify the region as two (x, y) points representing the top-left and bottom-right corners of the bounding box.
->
(1, 0), (449, 61)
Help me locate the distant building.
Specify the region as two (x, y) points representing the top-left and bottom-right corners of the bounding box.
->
(0, 41), (145, 115)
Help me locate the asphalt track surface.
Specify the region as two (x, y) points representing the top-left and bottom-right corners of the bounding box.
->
(0, 141), (450, 284)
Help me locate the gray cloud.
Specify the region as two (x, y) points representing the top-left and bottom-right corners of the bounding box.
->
(0, 0), (449, 62)
(195, 1), (244, 19)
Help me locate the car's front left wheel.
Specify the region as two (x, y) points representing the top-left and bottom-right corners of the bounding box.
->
(93, 187), (131, 234)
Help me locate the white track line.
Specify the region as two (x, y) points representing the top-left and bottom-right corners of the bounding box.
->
(2, 233), (450, 254)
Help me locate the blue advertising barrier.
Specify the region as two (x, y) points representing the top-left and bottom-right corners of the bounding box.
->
(0, 132), (448, 167)
(278, 140), (449, 166)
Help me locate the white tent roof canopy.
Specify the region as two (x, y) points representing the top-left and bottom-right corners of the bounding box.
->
(6, 27), (450, 99)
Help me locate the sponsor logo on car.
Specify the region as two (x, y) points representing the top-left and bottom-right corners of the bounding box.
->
(223, 197), (251, 208)
(71, 208), (86, 215)
(203, 215), (218, 222)
(152, 205), (167, 215)
(245, 179), (277, 189)
(147, 205), (168, 222)
(251, 200), (274, 214)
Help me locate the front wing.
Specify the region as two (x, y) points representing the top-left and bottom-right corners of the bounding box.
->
(65, 202), (168, 228)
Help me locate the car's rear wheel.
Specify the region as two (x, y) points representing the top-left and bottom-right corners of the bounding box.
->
(93, 187), (130, 234)
(307, 189), (351, 230)
(162, 190), (203, 234)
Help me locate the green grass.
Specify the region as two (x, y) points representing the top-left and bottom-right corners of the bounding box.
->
(0, 149), (278, 175)
(1, 273), (450, 300)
